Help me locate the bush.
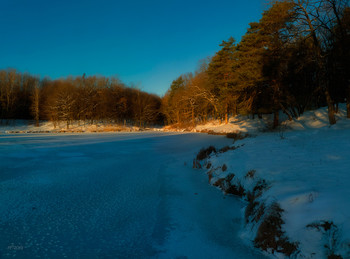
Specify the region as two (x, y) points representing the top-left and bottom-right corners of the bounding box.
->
(226, 132), (250, 141)
(213, 178), (225, 188)
(222, 164), (227, 172)
(206, 162), (212, 169)
(254, 202), (298, 256)
(245, 170), (256, 178)
(219, 145), (237, 153)
(245, 199), (265, 224)
(253, 179), (269, 197)
(225, 181), (245, 197)
(245, 198), (259, 222)
(196, 146), (217, 161)
(307, 221), (341, 258)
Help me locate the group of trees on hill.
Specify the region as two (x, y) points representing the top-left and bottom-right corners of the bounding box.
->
(0, 70), (162, 128)
(162, 0), (350, 128)
(1, 0), (349, 129)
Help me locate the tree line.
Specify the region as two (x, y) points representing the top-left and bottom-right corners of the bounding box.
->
(1, 0), (349, 129)
(0, 70), (162, 128)
(162, 0), (350, 128)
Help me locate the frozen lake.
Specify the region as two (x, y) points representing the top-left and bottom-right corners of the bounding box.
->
(0, 132), (266, 258)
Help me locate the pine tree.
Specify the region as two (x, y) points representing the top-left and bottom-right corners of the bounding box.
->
(260, 0), (296, 127)
(207, 37), (237, 123)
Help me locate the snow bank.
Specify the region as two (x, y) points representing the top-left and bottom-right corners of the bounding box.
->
(0, 120), (157, 134)
(194, 114), (271, 134)
(194, 104), (349, 135)
(195, 105), (350, 258)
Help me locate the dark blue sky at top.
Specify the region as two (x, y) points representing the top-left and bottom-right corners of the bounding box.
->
(0, 0), (265, 95)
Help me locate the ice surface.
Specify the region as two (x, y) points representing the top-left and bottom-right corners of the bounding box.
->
(0, 132), (267, 258)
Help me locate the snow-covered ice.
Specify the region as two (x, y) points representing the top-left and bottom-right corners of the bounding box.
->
(0, 132), (267, 258)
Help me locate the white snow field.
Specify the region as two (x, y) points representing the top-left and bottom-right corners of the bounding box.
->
(198, 106), (350, 258)
(0, 132), (267, 258)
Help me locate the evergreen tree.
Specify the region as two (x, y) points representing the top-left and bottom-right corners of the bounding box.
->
(207, 37), (237, 123)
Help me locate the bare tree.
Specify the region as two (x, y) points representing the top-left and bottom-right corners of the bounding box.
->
(31, 80), (40, 127)
(293, 0), (349, 124)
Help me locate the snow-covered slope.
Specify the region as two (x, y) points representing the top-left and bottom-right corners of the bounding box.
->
(195, 105), (350, 258)
(195, 104), (348, 135)
(194, 114), (271, 134)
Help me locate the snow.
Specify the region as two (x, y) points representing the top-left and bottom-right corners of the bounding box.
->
(1, 104), (349, 258)
(0, 120), (147, 133)
(195, 115), (271, 134)
(195, 104), (348, 135)
(0, 132), (267, 258)
(197, 105), (350, 258)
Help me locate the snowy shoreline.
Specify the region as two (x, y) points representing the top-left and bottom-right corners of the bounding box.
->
(0, 120), (162, 134)
(193, 105), (350, 258)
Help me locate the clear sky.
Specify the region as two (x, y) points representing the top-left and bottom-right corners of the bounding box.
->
(0, 0), (266, 96)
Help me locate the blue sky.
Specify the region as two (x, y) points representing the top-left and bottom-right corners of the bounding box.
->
(0, 0), (265, 95)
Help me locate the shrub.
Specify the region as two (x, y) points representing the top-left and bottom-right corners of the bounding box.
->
(206, 130), (225, 136)
(245, 170), (256, 178)
(206, 162), (212, 169)
(254, 202), (298, 256)
(213, 178), (225, 187)
(245, 198), (259, 222)
(222, 164), (227, 172)
(226, 132), (250, 141)
(219, 145), (238, 153)
(207, 169), (214, 183)
(192, 159), (202, 169)
(307, 221), (341, 258)
(253, 179), (269, 197)
(225, 181), (245, 197)
(213, 174), (235, 190)
(245, 191), (266, 224)
(196, 146), (216, 161)
(254, 203), (266, 223)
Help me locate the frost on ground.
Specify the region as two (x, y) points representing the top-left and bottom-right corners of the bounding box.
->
(0, 132), (267, 258)
(195, 105), (350, 258)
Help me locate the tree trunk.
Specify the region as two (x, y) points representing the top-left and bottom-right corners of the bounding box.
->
(347, 88), (350, 118)
(176, 111), (180, 124)
(325, 89), (336, 125)
(225, 103), (228, 124)
(273, 110), (279, 129)
(191, 107), (195, 127)
(232, 100), (237, 116)
(31, 84), (40, 127)
(280, 104), (293, 121)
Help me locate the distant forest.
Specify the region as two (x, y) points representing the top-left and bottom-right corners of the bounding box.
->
(1, 0), (349, 128)
(0, 72), (163, 128)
